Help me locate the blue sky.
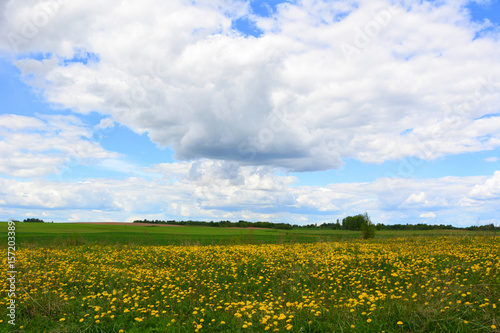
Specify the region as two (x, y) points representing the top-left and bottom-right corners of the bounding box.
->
(0, 0), (499, 226)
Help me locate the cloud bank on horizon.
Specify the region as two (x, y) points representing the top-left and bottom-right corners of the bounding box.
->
(0, 0), (499, 226)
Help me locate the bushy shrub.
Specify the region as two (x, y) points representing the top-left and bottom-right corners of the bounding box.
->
(361, 212), (376, 239)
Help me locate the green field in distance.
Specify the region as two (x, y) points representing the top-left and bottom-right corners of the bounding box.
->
(2, 222), (495, 247)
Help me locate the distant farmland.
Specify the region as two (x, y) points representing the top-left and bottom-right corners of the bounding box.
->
(2, 221), (494, 247)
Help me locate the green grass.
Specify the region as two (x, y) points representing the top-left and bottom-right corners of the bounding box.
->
(3, 222), (355, 247)
(1, 236), (498, 332)
(2, 222), (495, 248)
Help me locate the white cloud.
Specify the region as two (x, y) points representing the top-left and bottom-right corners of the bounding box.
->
(0, 178), (117, 210)
(405, 192), (428, 205)
(485, 156), (499, 162)
(0, 114), (119, 177)
(420, 212), (436, 218)
(1, 0), (500, 226)
(144, 162), (192, 181)
(95, 117), (114, 130)
(1, 162), (498, 225)
(468, 170), (500, 200)
(1, 0), (499, 171)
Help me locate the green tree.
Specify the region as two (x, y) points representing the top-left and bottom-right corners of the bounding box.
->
(342, 214), (366, 230)
(361, 212), (376, 239)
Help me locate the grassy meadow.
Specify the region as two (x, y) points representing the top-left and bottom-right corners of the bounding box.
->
(1, 222), (499, 332)
(2, 222), (492, 247)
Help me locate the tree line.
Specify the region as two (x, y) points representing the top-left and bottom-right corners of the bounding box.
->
(132, 219), (294, 229)
(13, 216), (499, 231)
(132, 216), (499, 232)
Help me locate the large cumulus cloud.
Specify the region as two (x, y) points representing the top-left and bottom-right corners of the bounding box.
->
(1, 0), (499, 171)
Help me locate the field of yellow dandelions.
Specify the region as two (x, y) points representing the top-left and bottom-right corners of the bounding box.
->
(1, 236), (499, 332)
